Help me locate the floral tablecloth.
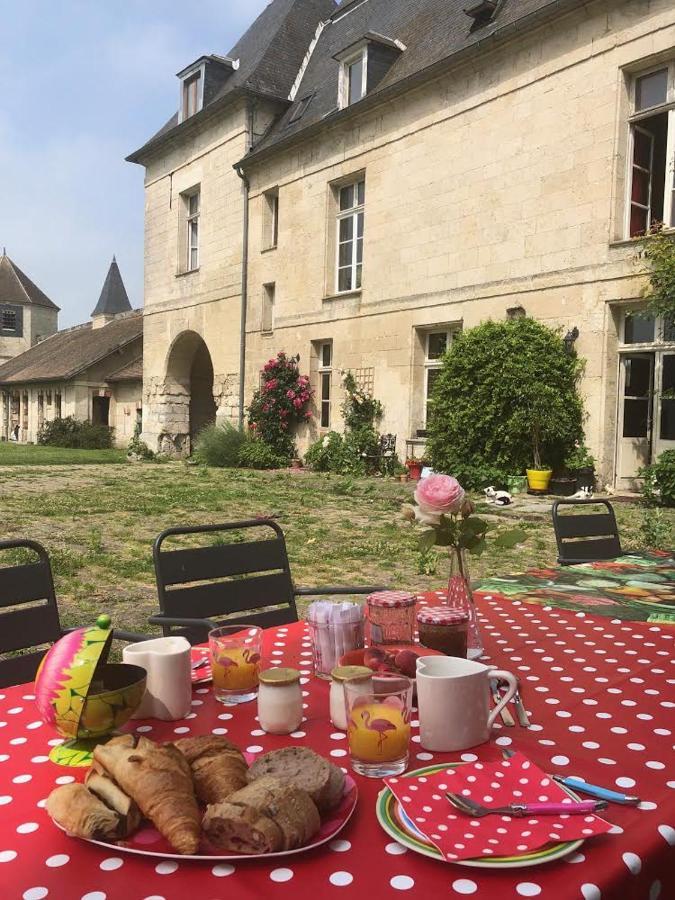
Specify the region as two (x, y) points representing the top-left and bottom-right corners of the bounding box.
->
(1, 595), (674, 899)
(476, 552), (675, 623)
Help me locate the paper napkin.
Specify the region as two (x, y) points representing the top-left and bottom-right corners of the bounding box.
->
(384, 752), (613, 861)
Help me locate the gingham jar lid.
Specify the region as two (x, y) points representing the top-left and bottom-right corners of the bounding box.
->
(367, 590), (416, 608)
(417, 606), (469, 625)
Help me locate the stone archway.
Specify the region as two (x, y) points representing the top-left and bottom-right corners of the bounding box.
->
(188, 339), (217, 441)
(157, 330), (217, 455)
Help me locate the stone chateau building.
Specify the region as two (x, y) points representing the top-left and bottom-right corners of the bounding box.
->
(0, 258), (143, 447)
(128, 0), (675, 489)
(0, 253), (59, 366)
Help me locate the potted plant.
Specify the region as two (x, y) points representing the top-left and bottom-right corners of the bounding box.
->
(406, 457), (424, 481)
(549, 470), (578, 496)
(565, 441), (595, 490)
(526, 417), (553, 493)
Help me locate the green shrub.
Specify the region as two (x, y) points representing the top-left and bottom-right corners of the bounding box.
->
(565, 441), (595, 471)
(304, 375), (393, 476)
(641, 449), (675, 507)
(38, 416), (114, 449)
(304, 432), (346, 472)
(639, 506), (672, 548)
(426, 318), (584, 489)
(237, 439), (288, 470)
(193, 422), (245, 468)
(303, 431), (367, 475)
(127, 422), (155, 461)
(341, 372), (383, 431)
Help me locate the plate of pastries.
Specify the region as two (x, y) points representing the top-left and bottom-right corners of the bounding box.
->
(46, 734), (357, 859)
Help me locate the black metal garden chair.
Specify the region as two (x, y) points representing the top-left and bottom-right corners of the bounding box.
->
(149, 518), (385, 644)
(0, 538), (149, 688)
(552, 499), (623, 565)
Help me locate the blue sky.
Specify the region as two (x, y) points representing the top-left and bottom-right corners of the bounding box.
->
(0, 1), (269, 326)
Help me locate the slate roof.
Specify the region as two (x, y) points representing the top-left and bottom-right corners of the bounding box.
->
(0, 254), (59, 311)
(91, 257), (132, 317)
(0, 311), (143, 385)
(127, 0), (335, 163)
(243, 0), (586, 163)
(106, 356), (143, 382)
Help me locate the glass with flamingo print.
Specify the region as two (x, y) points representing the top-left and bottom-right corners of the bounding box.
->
(345, 674), (413, 778)
(208, 625), (262, 705)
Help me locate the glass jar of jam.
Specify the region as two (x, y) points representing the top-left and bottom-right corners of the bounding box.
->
(416, 607), (469, 657)
(366, 591), (416, 645)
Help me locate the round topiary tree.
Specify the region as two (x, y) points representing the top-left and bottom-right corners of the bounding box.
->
(426, 317), (584, 488)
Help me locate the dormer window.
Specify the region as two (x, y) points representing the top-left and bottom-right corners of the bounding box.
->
(335, 34), (404, 111)
(182, 72), (202, 120)
(343, 50), (366, 107)
(177, 55), (235, 123)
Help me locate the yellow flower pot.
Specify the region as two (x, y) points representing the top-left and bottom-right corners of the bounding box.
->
(526, 468), (553, 492)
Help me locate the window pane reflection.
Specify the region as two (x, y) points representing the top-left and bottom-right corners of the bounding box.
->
(625, 314), (655, 344)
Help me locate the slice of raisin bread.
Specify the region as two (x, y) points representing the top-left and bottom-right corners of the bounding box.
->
(202, 801), (283, 854)
(202, 776), (320, 852)
(246, 747), (345, 813)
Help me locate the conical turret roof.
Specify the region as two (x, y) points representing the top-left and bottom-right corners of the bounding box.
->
(0, 252), (59, 310)
(91, 256), (132, 318)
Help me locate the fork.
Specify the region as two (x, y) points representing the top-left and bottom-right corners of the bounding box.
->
(446, 792), (607, 818)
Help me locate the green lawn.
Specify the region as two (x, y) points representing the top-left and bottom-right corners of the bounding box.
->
(0, 442), (127, 465)
(0, 459), (672, 635)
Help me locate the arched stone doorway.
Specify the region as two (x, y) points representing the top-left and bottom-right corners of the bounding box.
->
(160, 331), (217, 455)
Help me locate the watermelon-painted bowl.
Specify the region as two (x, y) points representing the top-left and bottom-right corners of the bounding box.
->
(35, 615), (146, 767)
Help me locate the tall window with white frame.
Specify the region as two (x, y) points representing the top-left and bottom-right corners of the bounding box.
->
(424, 331), (453, 425)
(341, 50), (366, 108)
(318, 342), (332, 429)
(627, 64), (675, 237)
(336, 179), (365, 293)
(184, 189), (200, 272)
(262, 283), (275, 334)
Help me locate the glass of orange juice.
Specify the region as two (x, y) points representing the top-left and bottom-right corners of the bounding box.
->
(209, 625), (262, 705)
(345, 674), (413, 777)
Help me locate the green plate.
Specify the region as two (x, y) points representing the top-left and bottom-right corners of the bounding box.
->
(376, 763), (584, 869)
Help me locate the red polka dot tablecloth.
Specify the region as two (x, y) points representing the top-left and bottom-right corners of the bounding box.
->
(1, 595), (674, 900)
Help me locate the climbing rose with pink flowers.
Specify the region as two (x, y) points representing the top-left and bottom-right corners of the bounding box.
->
(247, 352), (314, 458)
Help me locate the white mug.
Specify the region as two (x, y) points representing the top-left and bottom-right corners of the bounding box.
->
(123, 636), (192, 721)
(416, 656), (518, 752)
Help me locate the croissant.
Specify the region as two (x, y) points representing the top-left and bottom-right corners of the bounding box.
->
(175, 735), (248, 805)
(94, 737), (200, 854)
(46, 783), (121, 841)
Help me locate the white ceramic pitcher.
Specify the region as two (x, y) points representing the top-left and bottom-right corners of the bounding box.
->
(123, 636), (192, 721)
(416, 656), (518, 752)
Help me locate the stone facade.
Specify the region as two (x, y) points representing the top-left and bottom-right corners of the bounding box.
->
(0, 256), (142, 449)
(139, 98), (278, 454)
(136, 0), (675, 488)
(0, 334), (142, 448)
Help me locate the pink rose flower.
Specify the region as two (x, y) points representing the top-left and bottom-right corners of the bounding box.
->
(286, 389), (295, 399)
(414, 474), (466, 525)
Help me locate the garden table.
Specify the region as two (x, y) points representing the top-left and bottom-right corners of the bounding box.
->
(1, 596), (674, 899)
(475, 551), (675, 624)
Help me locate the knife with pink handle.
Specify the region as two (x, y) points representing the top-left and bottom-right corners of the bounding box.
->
(446, 792), (608, 818)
